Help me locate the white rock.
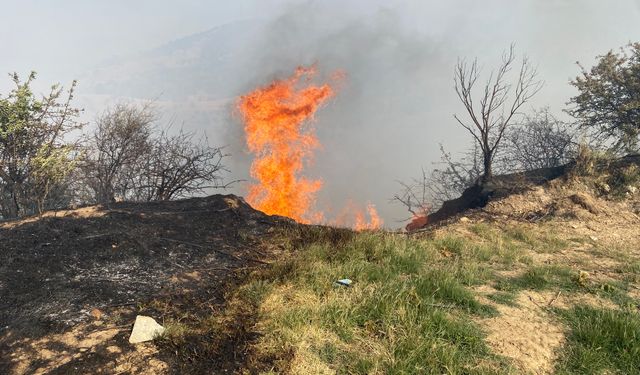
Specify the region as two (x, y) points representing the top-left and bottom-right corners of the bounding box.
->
(129, 315), (165, 344)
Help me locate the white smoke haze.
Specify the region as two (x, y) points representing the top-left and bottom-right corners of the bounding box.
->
(1, 0), (639, 226)
(229, 3), (456, 223)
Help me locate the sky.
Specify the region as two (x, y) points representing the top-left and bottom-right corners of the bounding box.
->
(1, 0), (640, 226)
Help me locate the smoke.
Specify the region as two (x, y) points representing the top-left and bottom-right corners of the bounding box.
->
(225, 0), (640, 225)
(228, 2), (462, 224)
(68, 0), (640, 226)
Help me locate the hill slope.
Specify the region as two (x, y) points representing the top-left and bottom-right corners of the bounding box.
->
(227, 164), (640, 374)
(0, 195), (291, 374)
(1, 162), (639, 374)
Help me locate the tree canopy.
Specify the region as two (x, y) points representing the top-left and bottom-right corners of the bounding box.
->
(569, 42), (640, 152)
(0, 72), (83, 217)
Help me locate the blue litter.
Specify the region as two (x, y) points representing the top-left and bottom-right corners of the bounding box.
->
(334, 278), (353, 287)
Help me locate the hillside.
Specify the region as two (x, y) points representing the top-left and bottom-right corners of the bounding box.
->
(0, 195), (292, 374)
(1, 162), (640, 374)
(229, 164), (640, 374)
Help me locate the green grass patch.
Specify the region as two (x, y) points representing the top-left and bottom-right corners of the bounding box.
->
(237, 227), (512, 373)
(497, 264), (638, 309)
(435, 230), (529, 267)
(623, 261), (640, 274)
(488, 292), (519, 307)
(593, 280), (638, 309)
(556, 305), (640, 374)
(505, 226), (537, 246)
(469, 223), (494, 239)
(497, 265), (579, 292)
(504, 224), (569, 254)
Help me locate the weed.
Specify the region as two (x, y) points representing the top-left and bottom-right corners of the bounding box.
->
(556, 306), (640, 374)
(236, 229), (510, 373)
(488, 292), (519, 307)
(607, 164), (640, 198)
(498, 265), (578, 292)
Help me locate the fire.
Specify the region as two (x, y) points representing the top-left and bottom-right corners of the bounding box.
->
(237, 66), (382, 230)
(405, 215), (428, 232)
(237, 66), (331, 223)
(333, 200), (383, 231)
(354, 203), (383, 231)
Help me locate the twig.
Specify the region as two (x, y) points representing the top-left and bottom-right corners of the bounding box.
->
(547, 291), (561, 307)
(158, 237), (242, 261)
(145, 208), (233, 215)
(80, 233), (115, 240)
(527, 294), (544, 309)
(245, 258), (270, 265)
(424, 303), (456, 309)
(86, 323), (131, 335)
(104, 302), (137, 308)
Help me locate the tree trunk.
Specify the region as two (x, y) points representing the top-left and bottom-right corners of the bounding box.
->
(481, 150), (493, 183)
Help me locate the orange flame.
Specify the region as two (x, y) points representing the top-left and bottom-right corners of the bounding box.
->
(238, 66), (383, 230)
(332, 200), (383, 231)
(237, 66), (332, 223)
(354, 203), (383, 231)
(405, 215), (428, 232)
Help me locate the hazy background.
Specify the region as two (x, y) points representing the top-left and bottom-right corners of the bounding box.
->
(2, 0), (640, 226)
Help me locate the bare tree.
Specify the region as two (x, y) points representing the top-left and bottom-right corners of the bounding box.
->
(503, 108), (577, 171)
(130, 129), (229, 201)
(393, 168), (431, 219)
(393, 143), (483, 216)
(83, 103), (154, 204)
(454, 45), (543, 183)
(83, 103), (229, 204)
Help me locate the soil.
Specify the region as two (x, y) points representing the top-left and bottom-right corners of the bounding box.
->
(422, 155), (640, 228)
(427, 160), (640, 374)
(479, 290), (566, 375)
(0, 194), (292, 374)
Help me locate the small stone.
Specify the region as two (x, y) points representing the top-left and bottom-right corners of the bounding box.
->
(128, 315), (165, 344)
(590, 236), (598, 242)
(459, 217), (470, 223)
(90, 308), (103, 320)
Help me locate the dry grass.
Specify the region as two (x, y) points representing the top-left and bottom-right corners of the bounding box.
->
(229, 179), (640, 374)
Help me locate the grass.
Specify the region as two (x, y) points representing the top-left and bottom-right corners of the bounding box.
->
(595, 280), (638, 309)
(556, 305), (640, 374)
(225, 219), (638, 373)
(488, 292), (518, 307)
(494, 261), (638, 310)
(505, 224), (569, 253)
(236, 227), (512, 374)
(607, 164), (640, 198)
(497, 265), (579, 292)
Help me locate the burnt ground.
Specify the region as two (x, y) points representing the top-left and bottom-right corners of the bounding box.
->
(0, 194), (293, 374)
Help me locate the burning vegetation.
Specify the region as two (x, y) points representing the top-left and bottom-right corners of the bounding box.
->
(238, 66), (382, 229)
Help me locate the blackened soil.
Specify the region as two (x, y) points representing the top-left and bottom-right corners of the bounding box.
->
(0, 194), (292, 374)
